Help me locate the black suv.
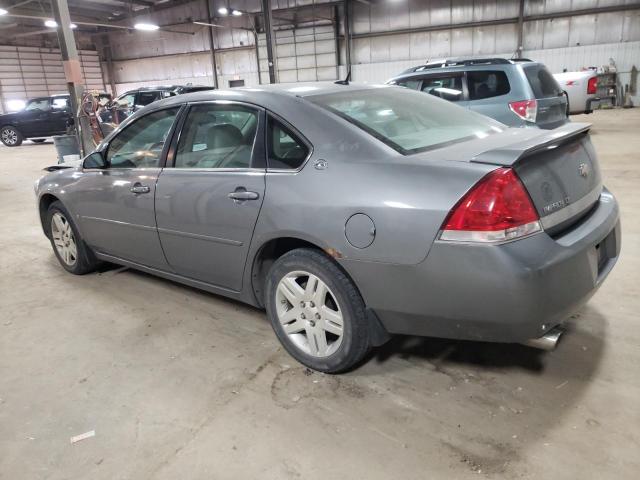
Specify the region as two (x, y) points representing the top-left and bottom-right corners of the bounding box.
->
(102, 85), (214, 123)
(0, 95), (72, 147)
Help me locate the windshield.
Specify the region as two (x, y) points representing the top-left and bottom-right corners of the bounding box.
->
(524, 64), (563, 98)
(308, 87), (503, 155)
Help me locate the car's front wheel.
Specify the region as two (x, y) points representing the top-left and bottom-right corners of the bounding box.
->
(265, 248), (371, 373)
(0, 126), (23, 147)
(46, 201), (99, 274)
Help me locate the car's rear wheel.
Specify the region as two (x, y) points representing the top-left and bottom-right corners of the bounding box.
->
(46, 201), (98, 275)
(0, 126), (23, 147)
(31, 139), (46, 143)
(265, 248), (371, 373)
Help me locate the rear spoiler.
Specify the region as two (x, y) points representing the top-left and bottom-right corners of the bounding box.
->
(471, 123), (591, 166)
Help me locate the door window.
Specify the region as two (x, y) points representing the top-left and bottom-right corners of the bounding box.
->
(25, 99), (50, 111)
(115, 93), (135, 107)
(106, 108), (179, 168)
(467, 71), (511, 100)
(174, 103), (259, 169)
(52, 97), (70, 110)
(394, 79), (421, 90)
(421, 76), (464, 101)
(137, 91), (161, 106)
(267, 116), (310, 169)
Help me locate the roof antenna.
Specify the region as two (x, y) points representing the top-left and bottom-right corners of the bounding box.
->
(334, 69), (351, 85)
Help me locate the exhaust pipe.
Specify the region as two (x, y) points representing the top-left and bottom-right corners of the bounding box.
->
(522, 326), (564, 351)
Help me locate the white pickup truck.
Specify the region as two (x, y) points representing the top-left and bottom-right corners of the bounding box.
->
(553, 70), (599, 114)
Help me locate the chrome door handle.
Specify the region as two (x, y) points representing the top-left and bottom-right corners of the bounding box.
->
(130, 183), (150, 194)
(228, 189), (259, 201)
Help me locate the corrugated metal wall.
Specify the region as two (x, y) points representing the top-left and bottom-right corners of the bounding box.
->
(0, 45), (106, 113)
(99, 0), (639, 99)
(257, 24), (338, 83)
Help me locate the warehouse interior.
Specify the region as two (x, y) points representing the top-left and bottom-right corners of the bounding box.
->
(1, 0), (639, 479)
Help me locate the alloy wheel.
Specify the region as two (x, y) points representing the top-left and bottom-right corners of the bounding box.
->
(1, 128), (18, 146)
(51, 212), (78, 266)
(275, 270), (344, 357)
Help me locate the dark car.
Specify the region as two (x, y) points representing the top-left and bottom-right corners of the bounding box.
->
(387, 58), (568, 129)
(100, 85), (215, 123)
(0, 95), (72, 147)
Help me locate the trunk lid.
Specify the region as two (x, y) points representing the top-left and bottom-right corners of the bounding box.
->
(522, 64), (568, 129)
(470, 122), (602, 233)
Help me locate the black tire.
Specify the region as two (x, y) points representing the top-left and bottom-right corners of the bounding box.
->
(31, 138), (46, 143)
(0, 126), (23, 147)
(265, 248), (371, 373)
(46, 201), (99, 275)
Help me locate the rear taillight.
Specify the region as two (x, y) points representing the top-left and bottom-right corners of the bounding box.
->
(509, 99), (537, 123)
(440, 168), (541, 243)
(587, 76), (598, 95)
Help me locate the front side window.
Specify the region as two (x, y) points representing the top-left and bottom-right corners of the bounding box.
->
(267, 116), (310, 169)
(106, 108), (179, 168)
(174, 103), (259, 169)
(394, 78), (421, 90)
(308, 87), (503, 155)
(116, 93), (135, 107)
(421, 75), (464, 101)
(25, 99), (50, 111)
(467, 71), (511, 100)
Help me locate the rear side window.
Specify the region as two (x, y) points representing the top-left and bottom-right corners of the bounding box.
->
(421, 75), (464, 102)
(175, 104), (259, 169)
(467, 71), (511, 100)
(524, 65), (563, 98)
(137, 91), (161, 106)
(267, 116), (310, 169)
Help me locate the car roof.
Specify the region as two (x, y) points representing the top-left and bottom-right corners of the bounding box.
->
(391, 57), (541, 80)
(144, 82), (385, 110)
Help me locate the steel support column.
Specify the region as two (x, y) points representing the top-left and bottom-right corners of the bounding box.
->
(261, 0), (277, 84)
(516, 0), (525, 58)
(343, 0), (351, 76)
(51, 0), (85, 152)
(204, 0), (219, 88)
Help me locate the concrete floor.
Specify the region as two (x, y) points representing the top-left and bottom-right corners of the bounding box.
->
(1, 109), (639, 479)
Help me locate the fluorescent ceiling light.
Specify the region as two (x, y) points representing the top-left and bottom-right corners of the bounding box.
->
(231, 10), (242, 16)
(70, 23), (77, 29)
(44, 19), (58, 28)
(134, 22), (159, 31)
(7, 99), (26, 111)
(218, 7), (228, 15)
(0, 8), (8, 16)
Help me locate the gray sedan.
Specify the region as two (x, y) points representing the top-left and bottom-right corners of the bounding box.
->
(35, 83), (620, 372)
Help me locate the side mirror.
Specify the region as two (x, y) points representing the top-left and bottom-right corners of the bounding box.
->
(83, 151), (107, 169)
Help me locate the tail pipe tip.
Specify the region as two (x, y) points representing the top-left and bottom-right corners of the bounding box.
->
(522, 326), (564, 351)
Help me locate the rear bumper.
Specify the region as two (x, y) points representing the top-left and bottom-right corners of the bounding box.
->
(341, 188), (620, 343)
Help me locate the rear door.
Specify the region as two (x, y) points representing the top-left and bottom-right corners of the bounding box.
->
(522, 64), (568, 129)
(154, 101), (266, 291)
(49, 96), (72, 134)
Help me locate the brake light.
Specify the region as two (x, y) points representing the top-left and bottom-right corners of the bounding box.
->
(587, 76), (598, 95)
(509, 99), (537, 122)
(440, 168), (541, 243)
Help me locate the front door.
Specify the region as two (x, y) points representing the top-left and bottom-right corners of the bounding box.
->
(154, 102), (266, 291)
(17, 98), (51, 136)
(73, 106), (181, 269)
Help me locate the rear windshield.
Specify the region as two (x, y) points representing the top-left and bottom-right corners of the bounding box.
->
(307, 87), (503, 155)
(524, 65), (563, 98)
